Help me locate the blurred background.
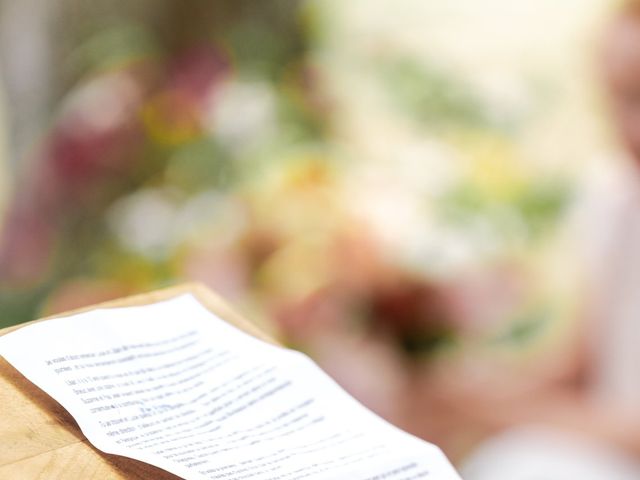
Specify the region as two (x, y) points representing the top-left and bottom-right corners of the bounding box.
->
(0, 0), (633, 473)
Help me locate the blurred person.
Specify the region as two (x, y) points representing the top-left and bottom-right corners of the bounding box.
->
(460, 2), (640, 478)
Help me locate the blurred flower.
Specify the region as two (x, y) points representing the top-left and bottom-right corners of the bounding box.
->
(142, 90), (203, 145)
(0, 205), (54, 286)
(0, 0), (585, 379)
(107, 188), (181, 260)
(441, 263), (529, 334)
(143, 45), (230, 146)
(179, 243), (250, 302)
(47, 70), (146, 197)
(365, 274), (455, 355)
(205, 80), (277, 152)
(40, 278), (134, 316)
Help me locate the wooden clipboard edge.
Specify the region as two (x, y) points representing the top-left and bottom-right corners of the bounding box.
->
(0, 282), (278, 346)
(0, 283), (278, 479)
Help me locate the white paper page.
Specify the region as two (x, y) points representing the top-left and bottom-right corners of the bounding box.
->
(0, 294), (461, 480)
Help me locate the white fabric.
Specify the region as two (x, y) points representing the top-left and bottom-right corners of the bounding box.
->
(462, 426), (640, 480)
(573, 160), (640, 406)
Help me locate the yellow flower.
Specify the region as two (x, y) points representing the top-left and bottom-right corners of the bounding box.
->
(457, 135), (527, 201)
(142, 91), (202, 146)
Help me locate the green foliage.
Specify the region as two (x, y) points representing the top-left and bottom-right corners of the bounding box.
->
(491, 304), (552, 346)
(399, 327), (458, 357)
(165, 139), (235, 192)
(437, 179), (571, 244)
(70, 24), (159, 74)
(379, 58), (507, 133)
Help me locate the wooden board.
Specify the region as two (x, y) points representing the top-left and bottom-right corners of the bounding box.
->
(0, 283), (276, 479)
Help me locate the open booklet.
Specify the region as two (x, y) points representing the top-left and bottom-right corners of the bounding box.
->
(0, 293), (461, 480)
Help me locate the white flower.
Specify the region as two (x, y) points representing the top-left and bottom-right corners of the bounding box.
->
(205, 80), (277, 152)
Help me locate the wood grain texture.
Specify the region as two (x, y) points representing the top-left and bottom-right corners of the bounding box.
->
(0, 283), (277, 479)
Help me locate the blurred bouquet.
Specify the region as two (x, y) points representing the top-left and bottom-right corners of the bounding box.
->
(0, 1), (584, 425)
